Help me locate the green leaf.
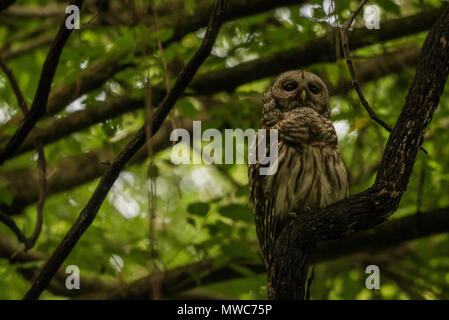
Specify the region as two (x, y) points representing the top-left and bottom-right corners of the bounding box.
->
(221, 240), (257, 258)
(1, 125), (18, 137)
(0, 183), (13, 206)
(187, 202), (210, 216)
(229, 263), (257, 277)
(177, 99), (197, 118)
(184, 0), (196, 15)
(235, 185), (249, 197)
(205, 221), (232, 235)
(376, 0), (400, 15)
(218, 204), (253, 223)
(186, 217), (196, 226)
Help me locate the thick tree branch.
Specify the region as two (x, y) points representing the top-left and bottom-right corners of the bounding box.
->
(22, 0), (229, 300)
(0, 0), (85, 165)
(2, 4), (66, 18)
(1, 34), (54, 61)
(268, 5), (449, 300)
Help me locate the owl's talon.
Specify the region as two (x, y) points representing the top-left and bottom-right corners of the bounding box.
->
(289, 211), (298, 218)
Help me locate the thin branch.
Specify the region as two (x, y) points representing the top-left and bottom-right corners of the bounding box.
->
(340, 1), (428, 153)
(0, 56), (46, 251)
(0, 56), (28, 113)
(0, 211), (29, 244)
(141, 0), (162, 298)
(0, 0), (84, 165)
(340, 0), (392, 133)
(22, 0), (229, 300)
(151, 0), (183, 199)
(27, 135), (46, 249)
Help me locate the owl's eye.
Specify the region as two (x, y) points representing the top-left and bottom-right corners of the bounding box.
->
(283, 82), (298, 91)
(308, 84), (320, 94)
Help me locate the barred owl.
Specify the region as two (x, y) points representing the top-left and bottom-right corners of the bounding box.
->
(248, 70), (349, 268)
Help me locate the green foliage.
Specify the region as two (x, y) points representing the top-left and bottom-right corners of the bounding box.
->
(0, 0), (448, 300)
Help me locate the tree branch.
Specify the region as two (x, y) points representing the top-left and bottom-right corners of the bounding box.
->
(22, 0), (229, 300)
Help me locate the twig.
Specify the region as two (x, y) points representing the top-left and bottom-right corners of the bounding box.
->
(0, 211), (29, 245)
(341, 1), (392, 131)
(0, 0), (84, 165)
(0, 56), (28, 114)
(140, 0), (162, 298)
(340, 1), (427, 154)
(27, 135), (47, 249)
(152, 2), (171, 92)
(0, 55), (47, 251)
(152, 0), (183, 198)
(22, 0), (228, 300)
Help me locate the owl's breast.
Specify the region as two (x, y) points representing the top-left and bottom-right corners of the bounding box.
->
(263, 141), (348, 220)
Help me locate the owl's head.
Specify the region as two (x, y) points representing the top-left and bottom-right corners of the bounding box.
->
(262, 70), (330, 125)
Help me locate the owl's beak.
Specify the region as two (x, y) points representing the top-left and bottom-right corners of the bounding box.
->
(300, 89), (307, 102)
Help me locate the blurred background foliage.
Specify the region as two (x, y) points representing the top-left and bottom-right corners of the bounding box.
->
(0, 0), (449, 300)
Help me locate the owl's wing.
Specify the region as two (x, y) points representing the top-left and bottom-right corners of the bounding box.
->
(248, 132), (280, 268)
(273, 108), (337, 145)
